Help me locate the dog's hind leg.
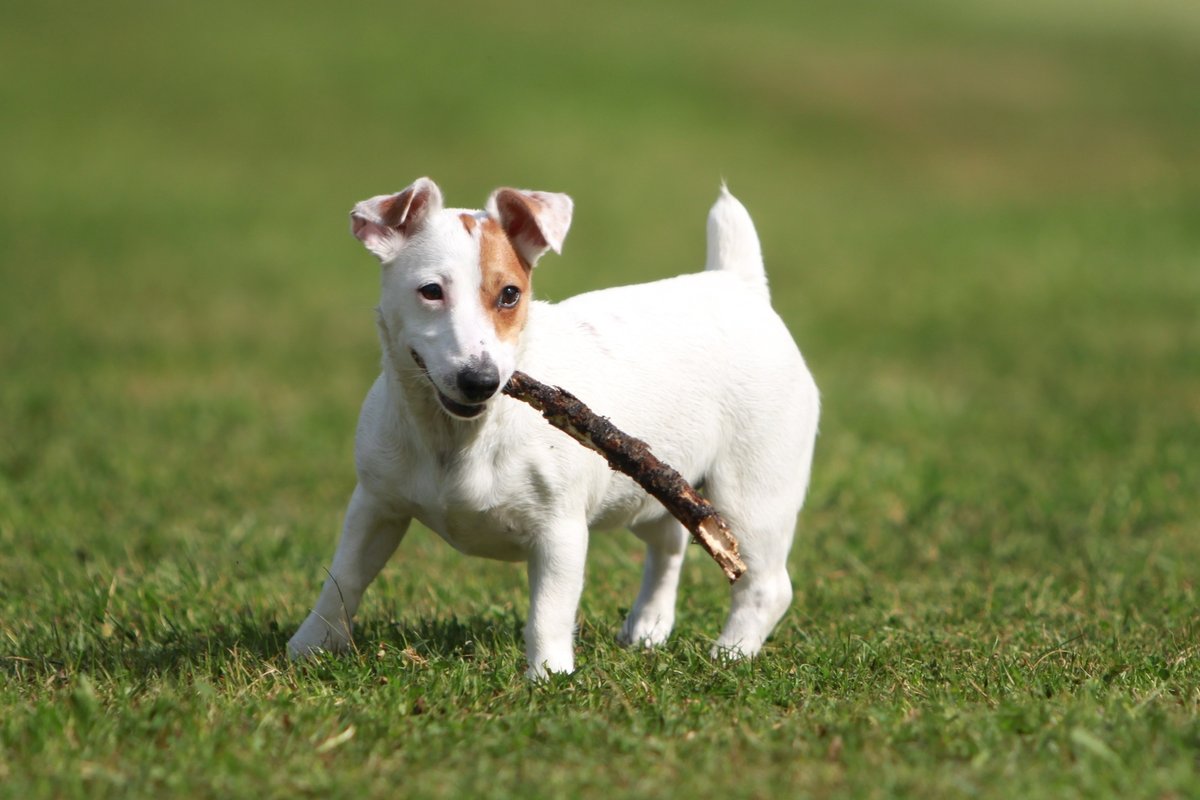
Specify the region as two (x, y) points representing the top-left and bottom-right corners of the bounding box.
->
(618, 516), (690, 649)
(288, 484), (409, 659)
(705, 468), (806, 658)
(706, 374), (817, 658)
(711, 535), (794, 658)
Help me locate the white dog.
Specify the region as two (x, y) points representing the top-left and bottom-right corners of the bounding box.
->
(288, 177), (819, 678)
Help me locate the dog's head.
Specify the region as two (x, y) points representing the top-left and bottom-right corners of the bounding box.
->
(350, 177), (573, 420)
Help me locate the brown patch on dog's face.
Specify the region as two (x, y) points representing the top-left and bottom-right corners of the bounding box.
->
(459, 212), (478, 235)
(479, 217), (531, 343)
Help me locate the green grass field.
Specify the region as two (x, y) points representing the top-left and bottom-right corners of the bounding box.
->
(2, 1), (1198, 797)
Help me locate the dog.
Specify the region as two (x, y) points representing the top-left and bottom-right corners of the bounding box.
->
(287, 177), (819, 678)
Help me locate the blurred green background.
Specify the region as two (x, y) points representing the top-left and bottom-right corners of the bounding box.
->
(1, 1), (1198, 797)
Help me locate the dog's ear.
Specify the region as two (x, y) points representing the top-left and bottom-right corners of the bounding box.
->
(486, 188), (574, 266)
(350, 177), (444, 262)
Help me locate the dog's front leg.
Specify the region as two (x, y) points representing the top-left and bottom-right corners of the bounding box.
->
(288, 484), (409, 659)
(524, 519), (588, 680)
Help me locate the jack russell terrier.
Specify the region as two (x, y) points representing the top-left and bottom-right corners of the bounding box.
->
(287, 178), (819, 678)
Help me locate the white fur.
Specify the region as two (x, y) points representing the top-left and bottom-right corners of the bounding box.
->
(288, 179), (820, 679)
(705, 183), (768, 298)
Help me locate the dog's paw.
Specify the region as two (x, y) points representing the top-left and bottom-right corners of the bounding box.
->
(617, 613), (674, 649)
(287, 614), (353, 660)
(709, 638), (759, 662)
(525, 653), (575, 681)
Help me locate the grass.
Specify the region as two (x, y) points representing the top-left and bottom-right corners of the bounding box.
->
(2, 0), (1198, 797)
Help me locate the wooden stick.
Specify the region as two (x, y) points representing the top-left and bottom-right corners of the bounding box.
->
(502, 371), (747, 583)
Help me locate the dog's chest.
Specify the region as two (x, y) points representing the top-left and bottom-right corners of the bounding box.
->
(402, 443), (546, 561)
(433, 505), (527, 561)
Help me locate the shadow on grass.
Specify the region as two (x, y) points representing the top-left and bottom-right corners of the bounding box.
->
(1, 610), (530, 685)
(1, 614), (293, 685)
(358, 611), (526, 662)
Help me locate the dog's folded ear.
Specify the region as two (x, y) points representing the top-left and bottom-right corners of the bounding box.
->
(350, 177), (444, 262)
(486, 188), (574, 267)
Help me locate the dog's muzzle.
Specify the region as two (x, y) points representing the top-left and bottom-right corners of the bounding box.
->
(409, 349), (497, 419)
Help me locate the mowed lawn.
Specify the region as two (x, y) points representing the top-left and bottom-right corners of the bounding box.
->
(2, 1), (1198, 797)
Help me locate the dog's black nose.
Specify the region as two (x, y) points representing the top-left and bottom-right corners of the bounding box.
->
(456, 359), (501, 403)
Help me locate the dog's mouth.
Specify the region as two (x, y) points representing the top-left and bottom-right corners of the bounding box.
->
(409, 349), (488, 420)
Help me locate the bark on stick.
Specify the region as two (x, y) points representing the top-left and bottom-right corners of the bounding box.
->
(502, 370), (747, 583)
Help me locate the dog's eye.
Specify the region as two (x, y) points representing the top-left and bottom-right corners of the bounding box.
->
(498, 285), (521, 308)
(418, 283), (444, 302)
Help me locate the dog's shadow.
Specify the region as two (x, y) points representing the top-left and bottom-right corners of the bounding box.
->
(355, 611), (527, 664)
(2, 611), (536, 687)
(2, 615), (291, 685)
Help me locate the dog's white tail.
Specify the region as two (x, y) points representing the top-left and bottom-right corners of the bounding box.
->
(704, 184), (768, 299)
